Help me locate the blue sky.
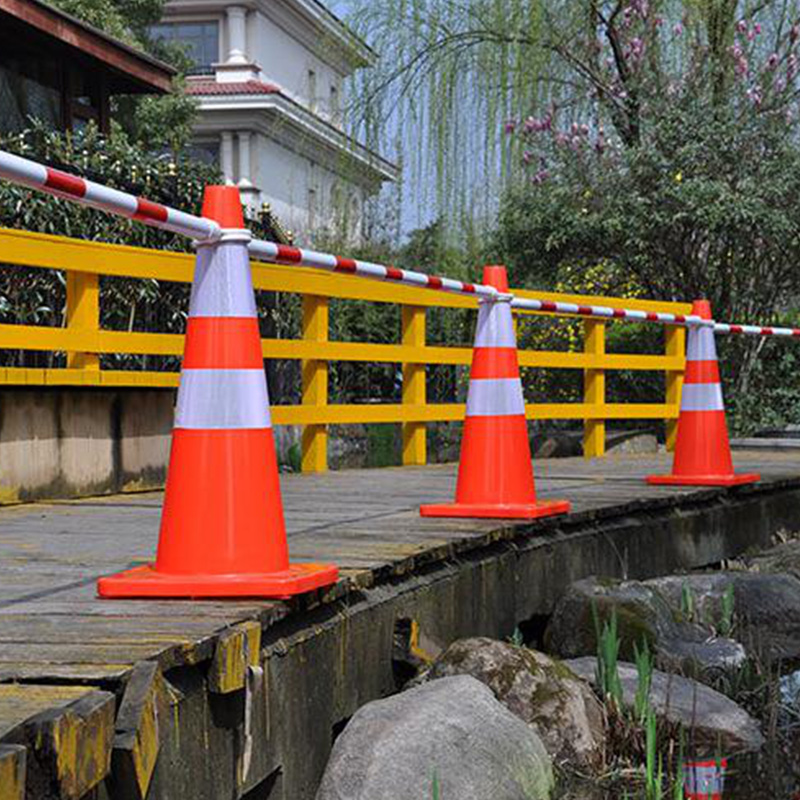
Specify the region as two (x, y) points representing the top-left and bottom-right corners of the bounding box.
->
(326, 0), (437, 239)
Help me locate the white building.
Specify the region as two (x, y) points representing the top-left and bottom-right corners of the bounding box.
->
(151, 0), (397, 242)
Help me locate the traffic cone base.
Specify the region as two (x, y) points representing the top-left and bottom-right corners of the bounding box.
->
(421, 498), (571, 519)
(648, 411), (759, 486)
(97, 562), (337, 599)
(647, 472), (759, 487)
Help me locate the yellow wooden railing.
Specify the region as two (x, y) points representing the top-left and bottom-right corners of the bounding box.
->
(0, 228), (689, 470)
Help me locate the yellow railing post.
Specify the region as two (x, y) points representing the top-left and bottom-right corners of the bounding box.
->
(583, 319), (606, 457)
(65, 271), (100, 371)
(301, 295), (329, 472)
(401, 305), (427, 465)
(664, 325), (685, 452)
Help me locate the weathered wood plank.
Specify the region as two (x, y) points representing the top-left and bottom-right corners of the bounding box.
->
(111, 661), (163, 800)
(0, 744), (25, 800)
(0, 685), (97, 739)
(0, 452), (796, 744)
(0, 663), (132, 682)
(208, 621), (261, 694)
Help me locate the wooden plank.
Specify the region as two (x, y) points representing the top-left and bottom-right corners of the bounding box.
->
(0, 744), (25, 800)
(0, 685), (115, 799)
(0, 642), (181, 666)
(111, 661), (163, 800)
(0, 663), (133, 682)
(208, 621), (261, 694)
(0, 684), (96, 739)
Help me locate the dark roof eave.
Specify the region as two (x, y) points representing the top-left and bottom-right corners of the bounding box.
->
(0, 0), (175, 93)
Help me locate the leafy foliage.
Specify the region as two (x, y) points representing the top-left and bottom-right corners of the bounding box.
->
(594, 604), (624, 709)
(0, 124), (217, 369)
(349, 1), (800, 214)
(349, 0), (800, 431)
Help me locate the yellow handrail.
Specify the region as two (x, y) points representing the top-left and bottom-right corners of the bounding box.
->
(0, 227), (689, 469)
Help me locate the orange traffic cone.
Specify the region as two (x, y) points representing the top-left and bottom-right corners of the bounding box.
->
(98, 186), (338, 598)
(648, 300), (759, 487)
(420, 266), (570, 519)
(683, 758), (727, 800)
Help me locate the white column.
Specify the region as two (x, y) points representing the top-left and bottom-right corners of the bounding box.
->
(226, 6), (248, 65)
(220, 132), (234, 185)
(237, 131), (252, 187)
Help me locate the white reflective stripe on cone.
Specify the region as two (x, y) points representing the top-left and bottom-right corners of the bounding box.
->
(465, 378), (526, 417)
(474, 301), (517, 348)
(686, 326), (718, 361)
(680, 382), (724, 412)
(175, 369), (271, 429)
(685, 764), (724, 793)
(189, 244), (258, 318)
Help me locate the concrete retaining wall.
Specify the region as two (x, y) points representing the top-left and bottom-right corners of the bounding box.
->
(0, 388), (174, 503)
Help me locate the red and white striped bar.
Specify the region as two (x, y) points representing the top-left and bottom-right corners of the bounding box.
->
(0, 149), (219, 241)
(247, 239), (500, 300)
(7, 146), (800, 337)
(510, 295), (713, 328)
(714, 321), (800, 337)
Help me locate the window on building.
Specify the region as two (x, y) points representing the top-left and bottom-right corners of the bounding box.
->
(308, 186), (317, 228)
(329, 84), (340, 123)
(307, 69), (317, 110)
(149, 22), (219, 73)
(186, 141), (220, 166)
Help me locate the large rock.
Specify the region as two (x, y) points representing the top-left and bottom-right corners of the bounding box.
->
(566, 657), (765, 755)
(545, 577), (745, 675)
(419, 638), (605, 771)
(747, 538), (800, 578)
(315, 676), (554, 800)
(649, 572), (800, 665)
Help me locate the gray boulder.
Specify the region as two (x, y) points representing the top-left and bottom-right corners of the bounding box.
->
(419, 638), (605, 771)
(650, 572), (800, 665)
(566, 657), (764, 755)
(545, 577), (745, 675)
(747, 538), (800, 578)
(315, 675), (554, 800)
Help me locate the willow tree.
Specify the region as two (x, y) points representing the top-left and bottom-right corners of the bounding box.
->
(347, 1), (799, 218)
(348, 0), (800, 430)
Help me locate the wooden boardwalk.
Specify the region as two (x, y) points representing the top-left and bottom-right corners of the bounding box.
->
(1, 451), (799, 684)
(1, 450), (800, 799)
